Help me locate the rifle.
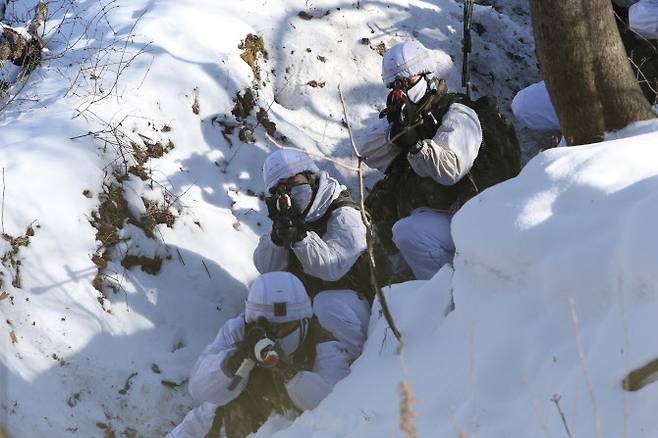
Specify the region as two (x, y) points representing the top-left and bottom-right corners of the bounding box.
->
(462, 0), (474, 100)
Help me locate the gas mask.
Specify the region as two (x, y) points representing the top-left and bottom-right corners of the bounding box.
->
(381, 75), (430, 128)
(407, 77), (428, 104)
(266, 174), (318, 220)
(290, 184), (314, 215)
(276, 318), (310, 356)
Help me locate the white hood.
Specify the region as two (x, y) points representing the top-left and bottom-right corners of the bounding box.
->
(304, 171), (345, 223)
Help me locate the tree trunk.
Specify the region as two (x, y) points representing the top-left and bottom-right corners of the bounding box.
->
(530, 0), (656, 145)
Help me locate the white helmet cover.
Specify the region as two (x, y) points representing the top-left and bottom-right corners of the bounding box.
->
(381, 40), (453, 85)
(262, 149), (320, 192)
(245, 272), (313, 323)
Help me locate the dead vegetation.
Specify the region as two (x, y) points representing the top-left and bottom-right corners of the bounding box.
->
(0, 1), (47, 99)
(239, 33), (268, 83)
(623, 356), (658, 391)
(214, 86), (279, 148)
(83, 120), (179, 309)
(256, 107), (277, 137)
(129, 137), (175, 181)
(140, 198), (176, 237)
(89, 181), (177, 307)
(399, 380), (417, 438)
(210, 33), (284, 155)
(192, 86), (200, 115)
(0, 222), (37, 289)
(120, 255), (162, 275)
(231, 88), (256, 121)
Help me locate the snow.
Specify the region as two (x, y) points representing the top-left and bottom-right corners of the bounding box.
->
(1, 0), (657, 437)
(255, 129), (658, 438)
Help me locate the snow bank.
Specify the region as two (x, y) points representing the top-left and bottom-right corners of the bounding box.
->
(261, 129), (658, 437)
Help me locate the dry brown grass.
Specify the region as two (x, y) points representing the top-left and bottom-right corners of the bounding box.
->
(399, 379), (417, 438)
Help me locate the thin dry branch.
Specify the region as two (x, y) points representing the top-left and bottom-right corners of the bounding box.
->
(628, 55), (658, 96)
(569, 297), (601, 438)
(550, 394), (573, 438)
(337, 84), (402, 344)
(264, 90), (403, 345)
(265, 133), (359, 172)
(27, 2), (47, 39)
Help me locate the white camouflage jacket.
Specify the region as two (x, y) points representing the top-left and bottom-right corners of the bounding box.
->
(629, 0), (658, 40)
(360, 102), (483, 187)
(253, 171), (367, 282)
(168, 314), (352, 437)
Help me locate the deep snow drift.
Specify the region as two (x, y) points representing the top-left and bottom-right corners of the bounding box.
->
(3, 0), (657, 437)
(254, 126), (658, 438)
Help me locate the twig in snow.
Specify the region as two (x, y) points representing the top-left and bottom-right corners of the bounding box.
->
(398, 350), (417, 438)
(550, 394), (572, 438)
(201, 260), (211, 279)
(569, 296), (601, 438)
(337, 83), (402, 345)
(176, 248), (185, 266)
(264, 90), (403, 346)
(265, 133), (359, 172)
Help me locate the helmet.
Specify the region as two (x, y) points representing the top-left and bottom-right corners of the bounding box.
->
(381, 41), (453, 86)
(263, 149), (320, 192)
(245, 272), (313, 323)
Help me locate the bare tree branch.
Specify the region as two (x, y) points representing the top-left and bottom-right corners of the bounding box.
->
(338, 83), (402, 344)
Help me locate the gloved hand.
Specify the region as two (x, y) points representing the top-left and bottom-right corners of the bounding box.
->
(271, 215), (306, 247)
(269, 359), (301, 383)
(225, 324), (269, 376)
(389, 123), (420, 152)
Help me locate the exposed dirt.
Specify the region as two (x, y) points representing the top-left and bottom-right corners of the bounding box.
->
(121, 255), (163, 275)
(95, 422), (117, 438)
(90, 183), (135, 251)
(192, 86), (200, 114)
(118, 372), (138, 395)
(1, 223), (37, 289)
(140, 198), (176, 239)
(231, 88), (256, 121)
(306, 80), (325, 88)
(129, 138), (175, 181)
(256, 107), (277, 136)
(213, 117), (237, 146)
(239, 33), (268, 82)
(89, 131), (177, 307)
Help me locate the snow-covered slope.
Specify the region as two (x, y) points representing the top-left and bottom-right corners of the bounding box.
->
(5, 0), (651, 437)
(255, 127), (658, 438)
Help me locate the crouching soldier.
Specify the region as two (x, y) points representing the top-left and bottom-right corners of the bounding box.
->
(361, 40), (519, 280)
(169, 271), (359, 438)
(253, 149), (371, 359)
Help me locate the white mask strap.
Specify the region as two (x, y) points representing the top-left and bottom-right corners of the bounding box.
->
(407, 77), (428, 104)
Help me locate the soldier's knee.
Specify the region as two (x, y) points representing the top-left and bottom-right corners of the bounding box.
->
(391, 216), (416, 250)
